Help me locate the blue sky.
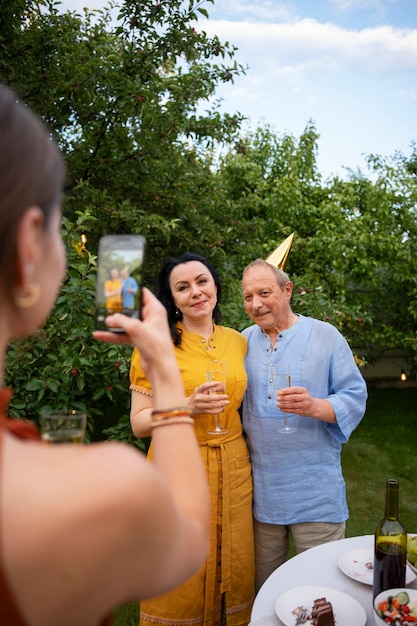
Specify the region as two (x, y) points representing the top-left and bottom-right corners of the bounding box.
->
(60, 0), (417, 179)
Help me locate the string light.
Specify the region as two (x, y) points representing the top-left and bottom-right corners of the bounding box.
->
(400, 369), (407, 381)
(81, 231), (87, 245)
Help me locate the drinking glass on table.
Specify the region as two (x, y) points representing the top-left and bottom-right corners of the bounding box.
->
(207, 360), (228, 435)
(270, 363), (297, 434)
(40, 410), (87, 444)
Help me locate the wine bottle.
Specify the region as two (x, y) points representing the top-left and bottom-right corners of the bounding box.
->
(373, 478), (407, 598)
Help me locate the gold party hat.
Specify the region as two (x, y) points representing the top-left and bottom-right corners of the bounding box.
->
(265, 233), (294, 270)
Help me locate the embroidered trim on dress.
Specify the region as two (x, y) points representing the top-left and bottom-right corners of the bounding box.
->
(129, 384), (153, 396)
(225, 596), (255, 614)
(140, 613), (203, 626)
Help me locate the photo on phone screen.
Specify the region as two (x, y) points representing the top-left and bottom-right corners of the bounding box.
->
(95, 234), (146, 332)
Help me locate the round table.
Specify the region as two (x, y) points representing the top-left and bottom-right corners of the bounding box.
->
(250, 534), (417, 626)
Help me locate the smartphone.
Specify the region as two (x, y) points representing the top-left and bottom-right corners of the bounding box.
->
(95, 234), (146, 332)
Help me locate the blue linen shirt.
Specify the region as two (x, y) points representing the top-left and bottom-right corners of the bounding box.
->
(242, 314), (367, 525)
(121, 276), (138, 309)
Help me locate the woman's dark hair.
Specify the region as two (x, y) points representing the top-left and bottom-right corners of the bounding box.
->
(156, 252), (222, 346)
(0, 85), (65, 296)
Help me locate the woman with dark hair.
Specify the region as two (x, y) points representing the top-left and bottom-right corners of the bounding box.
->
(0, 85), (209, 626)
(130, 252), (255, 626)
(157, 252), (222, 345)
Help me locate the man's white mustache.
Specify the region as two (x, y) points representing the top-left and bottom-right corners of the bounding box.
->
(253, 308), (271, 316)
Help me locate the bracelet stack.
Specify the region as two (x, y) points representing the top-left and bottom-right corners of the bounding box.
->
(150, 406), (194, 429)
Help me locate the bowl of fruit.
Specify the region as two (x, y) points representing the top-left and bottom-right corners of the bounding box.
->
(408, 535), (417, 576)
(374, 588), (417, 625)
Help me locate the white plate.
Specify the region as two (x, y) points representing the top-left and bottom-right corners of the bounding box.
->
(275, 585), (366, 626)
(338, 548), (417, 585)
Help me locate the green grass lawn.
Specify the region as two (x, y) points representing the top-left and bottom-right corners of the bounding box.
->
(113, 603), (139, 625)
(343, 385), (417, 537)
(112, 385), (417, 625)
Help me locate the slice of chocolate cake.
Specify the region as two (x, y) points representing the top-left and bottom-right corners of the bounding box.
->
(310, 597), (335, 626)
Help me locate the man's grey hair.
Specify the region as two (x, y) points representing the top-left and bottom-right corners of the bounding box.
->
(242, 259), (289, 290)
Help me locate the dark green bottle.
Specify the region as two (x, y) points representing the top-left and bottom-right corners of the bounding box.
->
(373, 479), (407, 598)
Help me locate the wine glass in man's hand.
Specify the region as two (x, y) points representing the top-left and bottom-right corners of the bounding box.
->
(270, 363), (297, 434)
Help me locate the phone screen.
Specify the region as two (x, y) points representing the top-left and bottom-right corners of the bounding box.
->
(95, 234), (146, 332)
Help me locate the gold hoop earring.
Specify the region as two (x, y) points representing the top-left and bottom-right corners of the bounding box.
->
(15, 284), (40, 308)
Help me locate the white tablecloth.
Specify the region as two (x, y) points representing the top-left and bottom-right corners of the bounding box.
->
(250, 534), (417, 626)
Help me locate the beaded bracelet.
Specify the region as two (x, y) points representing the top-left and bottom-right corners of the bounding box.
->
(150, 416), (195, 429)
(151, 407), (192, 421)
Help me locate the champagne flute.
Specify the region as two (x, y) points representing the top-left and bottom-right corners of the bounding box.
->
(270, 363), (297, 434)
(207, 360), (228, 435)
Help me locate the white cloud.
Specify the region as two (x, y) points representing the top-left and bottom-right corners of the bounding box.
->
(210, 0), (294, 22)
(201, 18), (417, 74)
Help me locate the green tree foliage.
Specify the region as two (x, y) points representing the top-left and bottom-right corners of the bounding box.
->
(0, 0), (246, 267)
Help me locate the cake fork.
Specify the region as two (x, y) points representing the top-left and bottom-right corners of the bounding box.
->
(294, 608), (308, 624)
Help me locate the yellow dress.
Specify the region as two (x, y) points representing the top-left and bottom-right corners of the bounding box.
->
(130, 323), (255, 626)
(104, 278), (122, 312)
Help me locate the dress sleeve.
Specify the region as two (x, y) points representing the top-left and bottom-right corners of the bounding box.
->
(129, 347), (153, 396)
